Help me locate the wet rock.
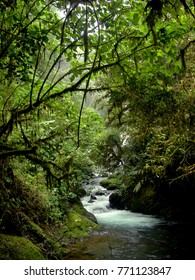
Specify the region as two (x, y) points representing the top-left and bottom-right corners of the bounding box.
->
(84, 210), (98, 224)
(94, 190), (108, 196)
(109, 191), (128, 209)
(78, 188), (87, 197)
(88, 194), (97, 203)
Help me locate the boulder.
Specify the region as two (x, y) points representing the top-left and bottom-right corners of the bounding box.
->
(0, 234), (46, 260)
(109, 191), (126, 209)
(88, 194), (97, 203)
(94, 190), (108, 196)
(99, 178), (121, 190)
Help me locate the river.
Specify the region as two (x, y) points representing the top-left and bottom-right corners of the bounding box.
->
(67, 176), (195, 260)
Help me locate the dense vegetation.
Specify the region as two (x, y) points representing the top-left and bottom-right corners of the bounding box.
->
(0, 0), (195, 259)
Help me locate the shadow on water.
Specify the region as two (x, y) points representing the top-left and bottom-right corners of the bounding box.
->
(67, 223), (195, 260)
(67, 177), (195, 260)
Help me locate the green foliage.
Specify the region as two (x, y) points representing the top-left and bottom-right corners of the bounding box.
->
(89, 1), (195, 218)
(0, 0), (195, 245)
(92, 128), (123, 170)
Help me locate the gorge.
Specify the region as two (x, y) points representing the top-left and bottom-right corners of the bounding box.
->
(67, 176), (195, 260)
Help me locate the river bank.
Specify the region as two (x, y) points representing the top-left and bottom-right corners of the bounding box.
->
(1, 174), (194, 260)
(66, 176), (195, 260)
(0, 202), (101, 260)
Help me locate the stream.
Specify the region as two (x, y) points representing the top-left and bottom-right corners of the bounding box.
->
(67, 176), (195, 260)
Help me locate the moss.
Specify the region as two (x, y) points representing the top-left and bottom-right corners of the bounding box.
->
(63, 209), (101, 239)
(72, 202), (98, 223)
(99, 178), (121, 190)
(20, 214), (46, 241)
(23, 216), (71, 259)
(130, 185), (159, 214)
(109, 191), (125, 209)
(15, 214), (70, 259)
(0, 206), (100, 260)
(0, 234), (46, 260)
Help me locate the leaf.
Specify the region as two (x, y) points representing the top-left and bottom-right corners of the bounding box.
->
(133, 181), (142, 193)
(133, 12), (139, 24)
(157, 49), (164, 57)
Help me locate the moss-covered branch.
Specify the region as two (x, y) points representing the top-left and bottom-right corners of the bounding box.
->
(0, 146), (38, 159)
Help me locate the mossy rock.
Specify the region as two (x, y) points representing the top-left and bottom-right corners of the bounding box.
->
(109, 191), (126, 209)
(0, 234), (46, 260)
(130, 185), (159, 214)
(99, 178), (121, 190)
(72, 203), (98, 223)
(63, 209), (101, 239)
(21, 214), (47, 241)
(24, 219), (70, 259)
(20, 214), (70, 259)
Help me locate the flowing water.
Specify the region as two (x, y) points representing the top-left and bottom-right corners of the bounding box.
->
(67, 176), (195, 260)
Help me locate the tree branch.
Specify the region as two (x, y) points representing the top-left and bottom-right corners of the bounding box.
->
(0, 146), (38, 159)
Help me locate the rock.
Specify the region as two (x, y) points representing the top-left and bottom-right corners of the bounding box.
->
(109, 191), (128, 210)
(88, 194), (97, 203)
(91, 194), (97, 200)
(94, 190), (108, 196)
(64, 209), (101, 239)
(99, 178), (121, 190)
(72, 203), (99, 225)
(0, 234), (46, 260)
(84, 210), (98, 224)
(78, 188), (87, 197)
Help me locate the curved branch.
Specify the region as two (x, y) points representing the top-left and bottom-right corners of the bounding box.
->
(0, 146), (38, 159)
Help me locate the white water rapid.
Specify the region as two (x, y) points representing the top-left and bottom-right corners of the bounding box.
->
(81, 176), (163, 229)
(67, 176), (195, 260)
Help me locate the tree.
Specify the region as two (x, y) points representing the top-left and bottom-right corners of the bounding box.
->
(0, 0), (195, 236)
(88, 0), (195, 218)
(0, 0), (109, 233)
